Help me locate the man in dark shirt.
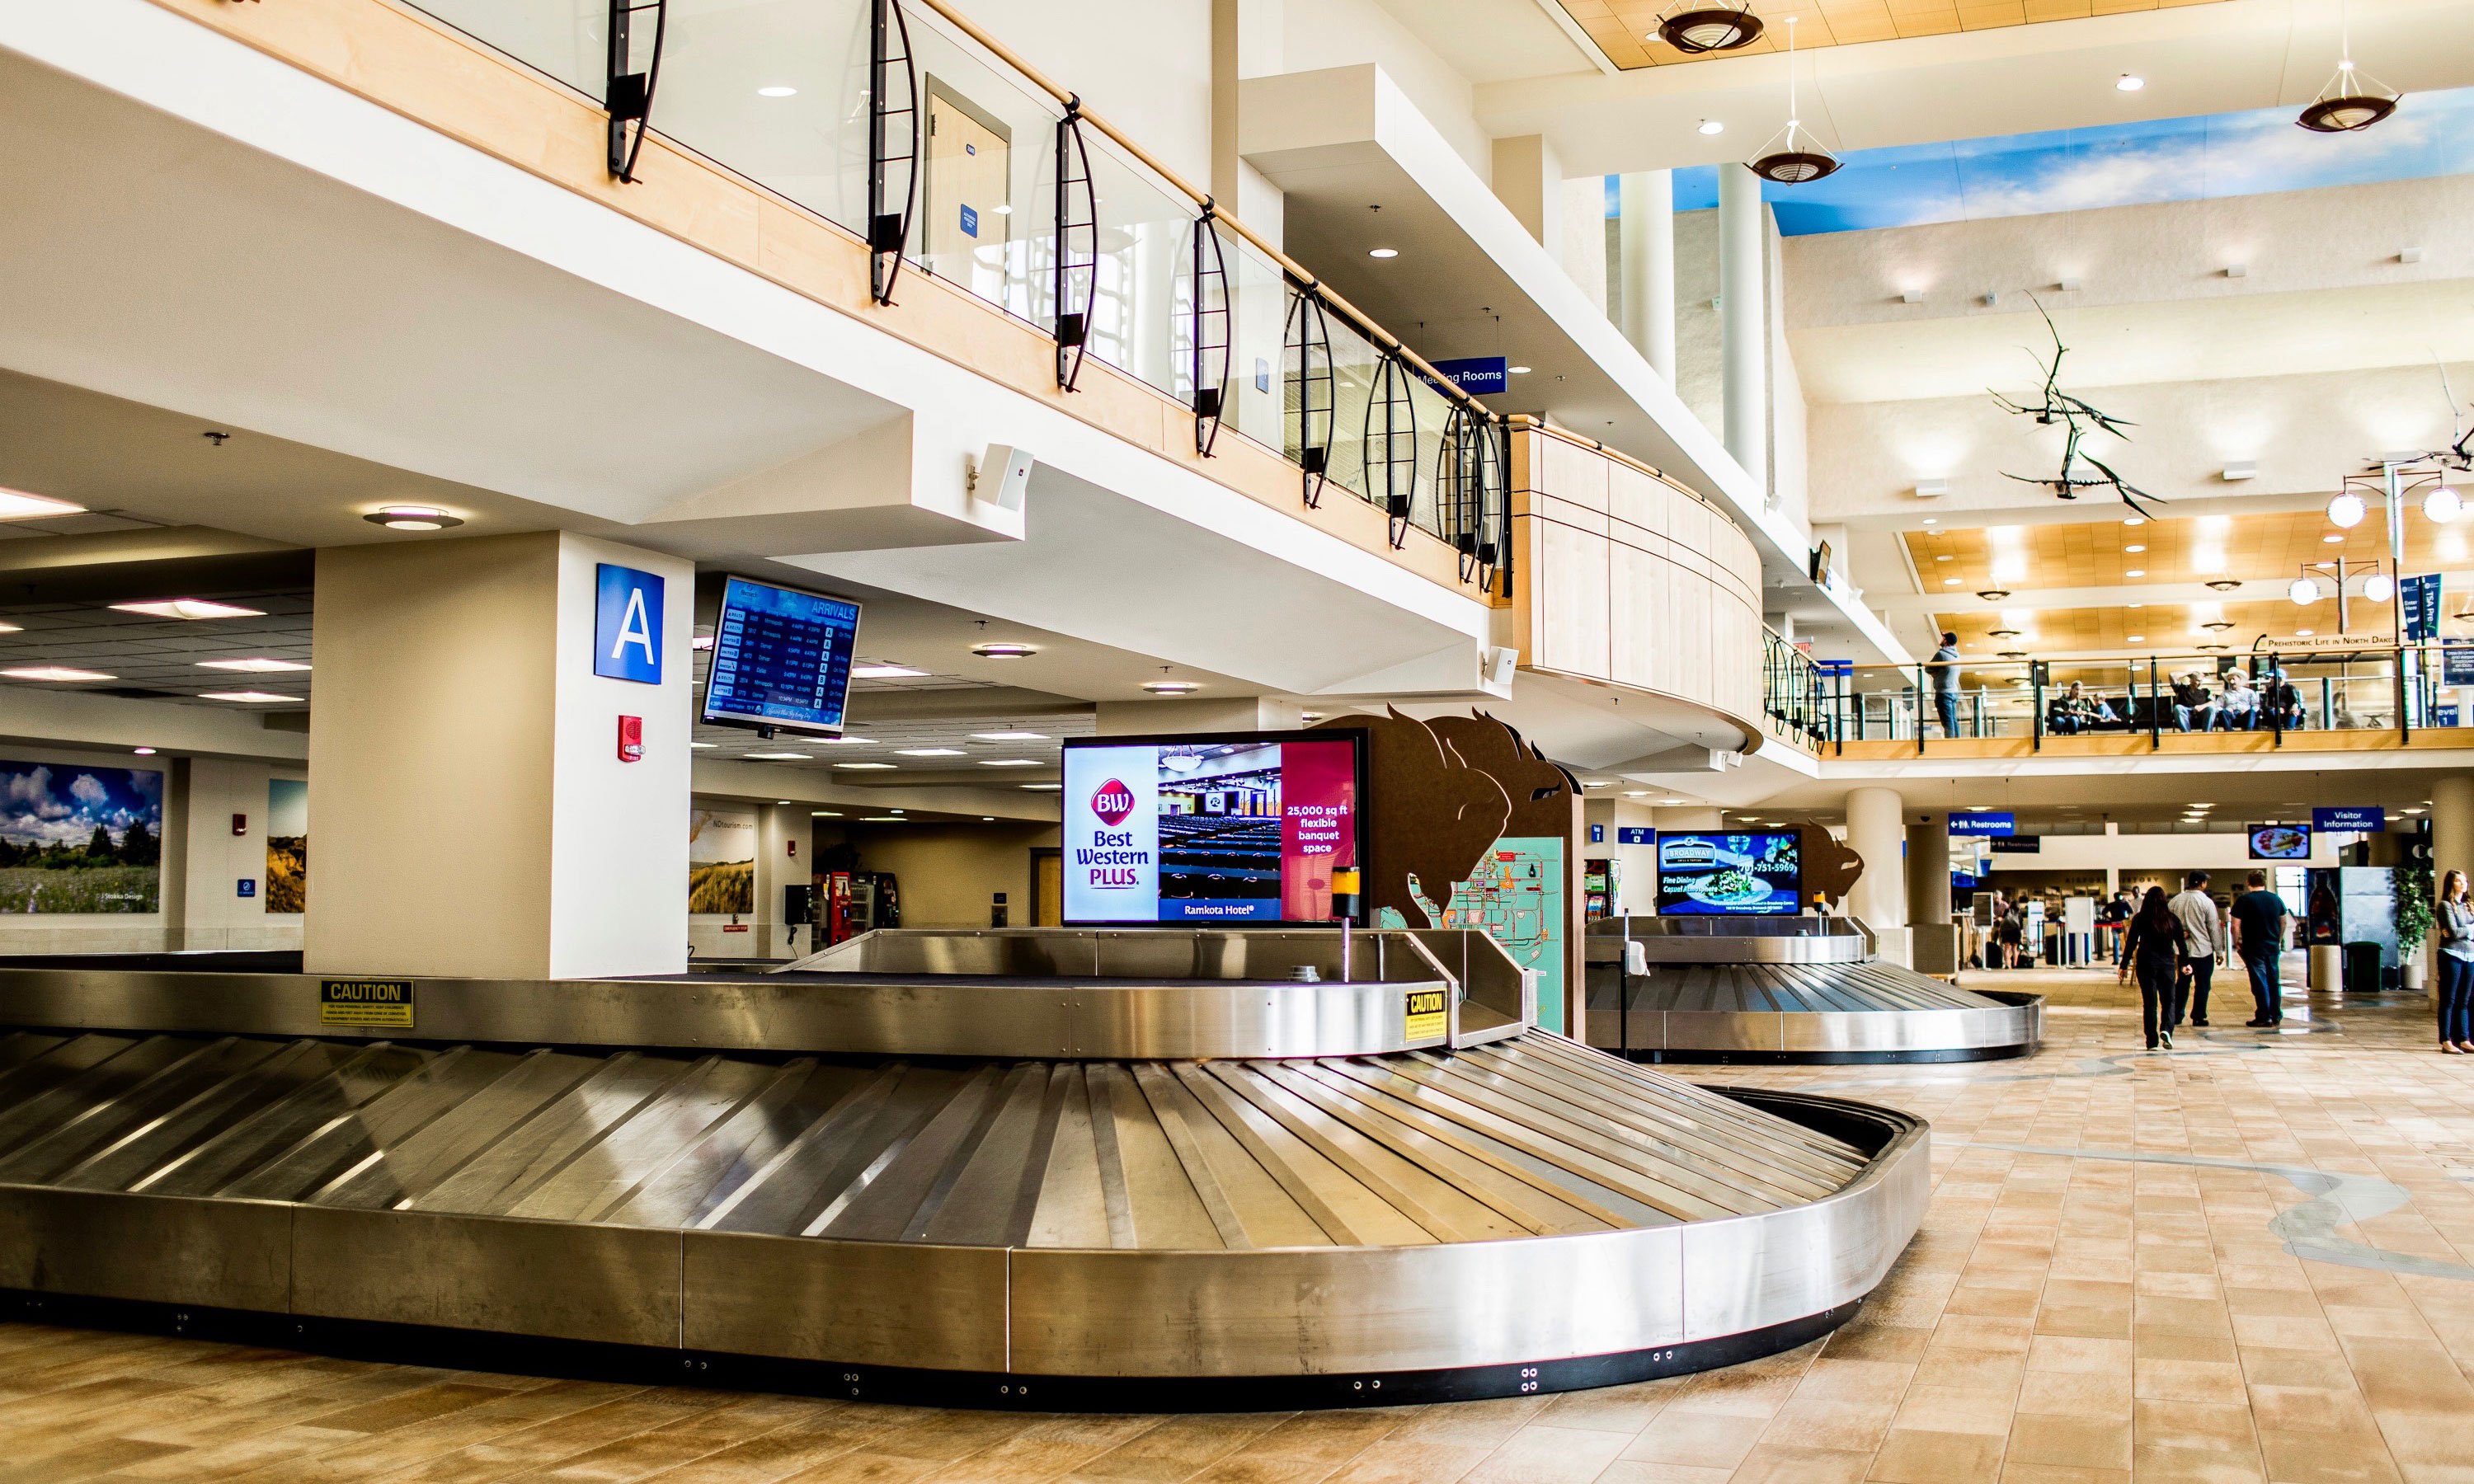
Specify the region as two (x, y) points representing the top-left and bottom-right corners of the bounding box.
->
(2230, 871), (2291, 1026)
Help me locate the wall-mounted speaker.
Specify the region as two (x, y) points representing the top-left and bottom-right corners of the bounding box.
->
(976, 444), (1034, 512)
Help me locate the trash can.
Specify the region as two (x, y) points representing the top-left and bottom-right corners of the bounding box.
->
(2309, 944), (2344, 994)
(2342, 941), (2384, 994)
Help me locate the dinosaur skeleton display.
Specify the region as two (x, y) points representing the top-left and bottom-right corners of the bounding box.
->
(1990, 298), (2161, 519)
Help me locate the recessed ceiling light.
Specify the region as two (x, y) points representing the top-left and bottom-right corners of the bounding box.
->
(835, 761), (897, 770)
(0, 622), (18, 633)
(132, 747), (157, 756)
(2125, 570), (2146, 578)
(363, 506), (463, 532)
(1367, 247), (1399, 259)
(1142, 680), (1202, 694)
(2126, 634), (2144, 642)
(745, 751), (814, 760)
(2116, 73), (2144, 92)
(1943, 577), (1961, 585)
(112, 599), (265, 620)
(1935, 554), (1953, 562)
(971, 730), (1048, 741)
(849, 663), (926, 679)
(1696, 118), (1726, 135)
(199, 690), (300, 703)
(2403, 805), (2427, 815)
(1922, 517), (1939, 526)
(2124, 517), (2146, 527)
(756, 85), (797, 97)
(981, 815), (996, 822)
(1509, 365), (1532, 374)
(859, 815), (909, 823)
(970, 642), (1037, 660)
(689, 741), (717, 749)
(3, 666), (115, 682)
(2296, 628), (2316, 636)
(0, 488), (85, 520)
(820, 735), (876, 745)
(812, 810), (843, 817)
(775, 799), (793, 805)
(2124, 544), (2146, 553)
(895, 748), (965, 757)
(197, 657), (310, 673)
(2128, 603), (2144, 609)
(2322, 534), (2344, 544)
(1021, 782), (1062, 791)
(980, 758), (1042, 768)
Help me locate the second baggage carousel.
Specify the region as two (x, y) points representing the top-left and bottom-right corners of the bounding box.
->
(0, 928), (1929, 1409)
(1586, 916), (2044, 1064)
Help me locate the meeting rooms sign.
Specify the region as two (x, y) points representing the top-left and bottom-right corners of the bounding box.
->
(1065, 745), (1160, 921)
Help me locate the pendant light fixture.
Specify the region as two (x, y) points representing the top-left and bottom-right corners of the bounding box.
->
(1656, 0), (1763, 54)
(1749, 16), (1840, 184)
(2298, 3), (2397, 132)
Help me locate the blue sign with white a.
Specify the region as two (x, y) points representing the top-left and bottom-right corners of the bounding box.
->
(1950, 812), (2015, 837)
(2402, 573), (2443, 644)
(2313, 806), (2386, 833)
(1426, 355), (1510, 396)
(959, 204), (979, 239)
(594, 564), (665, 685)
(1617, 826), (1654, 846)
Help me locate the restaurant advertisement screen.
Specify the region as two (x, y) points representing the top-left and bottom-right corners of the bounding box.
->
(1061, 731), (1362, 924)
(2248, 824), (2312, 861)
(699, 576), (861, 736)
(1656, 831), (1801, 916)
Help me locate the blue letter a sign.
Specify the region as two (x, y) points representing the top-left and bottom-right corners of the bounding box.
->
(594, 564), (664, 684)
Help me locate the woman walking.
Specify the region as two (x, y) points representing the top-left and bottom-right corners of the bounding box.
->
(2119, 885), (2189, 1050)
(2437, 869), (2473, 1054)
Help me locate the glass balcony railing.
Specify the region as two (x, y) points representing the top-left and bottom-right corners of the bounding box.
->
(405, 0), (1511, 590)
(1768, 646), (2474, 753)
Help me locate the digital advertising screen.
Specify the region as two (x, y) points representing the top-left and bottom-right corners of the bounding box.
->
(699, 576), (861, 736)
(2248, 824), (2313, 861)
(1655, 831), (1802, 916)
(1061, 731), (1363, 924)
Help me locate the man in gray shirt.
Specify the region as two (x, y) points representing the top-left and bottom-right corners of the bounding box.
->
(1929, 632), (1961, 738)
(2168, 871), (2220, 1028)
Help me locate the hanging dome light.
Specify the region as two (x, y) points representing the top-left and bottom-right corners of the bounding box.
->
(2326, 489), (2368, 528)
(1749, 16), (1842, 186)
(2427, 484), (2464, 523)
(1656, 2), (1763, 53)
(2298, 59), (2398, 132)
(2363, 571), (2396, 603)
(2289, 575), (2325, 605)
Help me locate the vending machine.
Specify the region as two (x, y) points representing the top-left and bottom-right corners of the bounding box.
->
(1582, 857), (1620, 920)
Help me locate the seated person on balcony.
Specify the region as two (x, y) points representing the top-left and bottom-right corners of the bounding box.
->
(2214, 672), (2259, 730)
(2171, 672), (2216, 732)
(2047, 681), (2116, 734)
(2260, 667), (2306, 730)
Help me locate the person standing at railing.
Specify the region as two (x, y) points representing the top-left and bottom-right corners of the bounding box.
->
(1929, 632), (1962, 738)
(2229, 870), (2289, 1027)
(2119, 886), (2189, 1050)
(2168, 871), (2220, 1029)
(2171, 672), (2216, 732)
(2215, 672), (2259, 730)
(2437, 869), (2473, 1054)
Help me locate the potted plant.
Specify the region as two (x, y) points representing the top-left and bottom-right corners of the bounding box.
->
(2396, 862), (2434, 992)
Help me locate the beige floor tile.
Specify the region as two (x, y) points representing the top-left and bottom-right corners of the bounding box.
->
(1864, 1427), (2004, 1482)
(2015, 1369), (2132, 1419)
(2006, 1414), (2133, 1472)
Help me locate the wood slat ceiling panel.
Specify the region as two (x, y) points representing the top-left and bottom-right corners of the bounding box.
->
(1564, 0), (2228, 70)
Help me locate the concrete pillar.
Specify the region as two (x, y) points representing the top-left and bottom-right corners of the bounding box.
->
(1617, 171), (1676, 383)
(1718, 164), (1767, 489)
(1491, 135), (1562, 250)
(2436, 773), (2474, 917)
(1845, 786), (1906, 962)
(1906, 810), (1957, 975)
(306, 532), (694, 979)
(1210, 0), (1283, 214)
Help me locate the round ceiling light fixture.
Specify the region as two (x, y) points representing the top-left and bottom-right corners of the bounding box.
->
(970, 641), (1037, 660)
(2363, 571), (2396, 603)
(1141, 679), (1201, 695)
(364, 505), (464, 532)
(1366, 247), (1399, 260)
(1997, 649), (2027, 660)
(2298, 58), (2398, 133)
(2289, 575), (2325, 605)
(2427, 485), (2464, 523)
(1655, 2), (1762, 54)
(2116, 73), (2145, 92)
(1988, 627), (2020, 638)
(1978, 589), (2012, 602)
(2201, 619), (2236, 632)
(1696, 119), (1725, 136)
(2206, 579), (2242, 593)
(1747, 17), (1841, 185)
(2326, 490), (2368, 528)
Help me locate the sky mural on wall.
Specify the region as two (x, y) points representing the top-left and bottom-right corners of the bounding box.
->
(1616, 86), (2474, 235)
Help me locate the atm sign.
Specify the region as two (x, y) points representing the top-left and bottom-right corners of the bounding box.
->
(319, 978), (416, 1030)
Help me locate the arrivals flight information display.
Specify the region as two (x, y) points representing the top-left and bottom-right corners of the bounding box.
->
(698, 576), (862, 736)
(1061, 731), (1363, 924)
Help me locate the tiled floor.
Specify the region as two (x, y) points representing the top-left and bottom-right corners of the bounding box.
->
(3, 965), (2472, 1483)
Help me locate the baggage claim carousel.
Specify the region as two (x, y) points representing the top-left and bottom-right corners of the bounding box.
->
(0, 929), (1928, 1409)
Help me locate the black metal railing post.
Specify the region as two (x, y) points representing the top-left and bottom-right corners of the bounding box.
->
(1915, 665), (1927, 754)
(604, 0), (668, 183)
(2148, 656), (2161, 749)
(1051, 101), (1096, 387)
(2398, 645), (2414, 744)
(866, 0), (920, 305)
(1188, 200), (1230, 456)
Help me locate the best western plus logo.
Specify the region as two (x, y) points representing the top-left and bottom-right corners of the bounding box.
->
(1092, 779), (1136, 827)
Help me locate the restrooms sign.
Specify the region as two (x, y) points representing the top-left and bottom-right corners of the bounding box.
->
(1063, 745), (1159, 921)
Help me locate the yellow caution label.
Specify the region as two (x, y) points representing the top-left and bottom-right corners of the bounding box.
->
(1404, 988), (1447, 1043)
(319, 978), (415, 1030)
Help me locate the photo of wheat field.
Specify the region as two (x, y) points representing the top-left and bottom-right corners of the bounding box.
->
(0, 761), (164, 914)
(265, 777), (308, 913)
(689, 807), (756, 914)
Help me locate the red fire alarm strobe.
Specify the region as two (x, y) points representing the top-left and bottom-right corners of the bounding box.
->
(787, 839), (798, 858)
(618, 715), (643, 763)
(231, 813), (247, 836)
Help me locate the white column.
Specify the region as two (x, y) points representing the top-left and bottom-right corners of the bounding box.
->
(1905, 810), (1953, 973)
(1846, 786), (1906, 961)
(1617, 170), (1676, 383)
(1491, 135), (1562, 249)
(306, 531), (694, 979)
(2436, 773), (2474, 918)
(1718, 163), (1767, 489)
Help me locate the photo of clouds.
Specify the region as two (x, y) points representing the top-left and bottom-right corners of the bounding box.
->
(0, 761), (164, 913)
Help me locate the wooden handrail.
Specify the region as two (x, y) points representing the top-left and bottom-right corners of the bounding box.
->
(900, 0), (1494, 425)
(1502, 415), (1721, 514)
